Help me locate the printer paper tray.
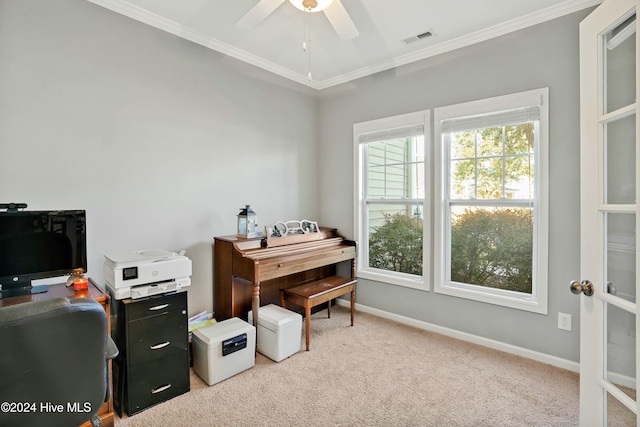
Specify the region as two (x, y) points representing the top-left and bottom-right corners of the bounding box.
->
(108, 279), (190, 300)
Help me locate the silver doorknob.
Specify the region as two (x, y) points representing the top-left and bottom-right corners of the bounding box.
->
(570, 280), (594, 296)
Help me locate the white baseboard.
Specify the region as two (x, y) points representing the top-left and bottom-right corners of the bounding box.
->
(336, 299), (580, 373)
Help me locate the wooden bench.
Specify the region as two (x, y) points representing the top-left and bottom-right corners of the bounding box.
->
(280, 276), (356, 351)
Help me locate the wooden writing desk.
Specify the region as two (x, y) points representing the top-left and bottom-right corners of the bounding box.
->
(214, 227), (356, 328)
(0, 279), (115, 427)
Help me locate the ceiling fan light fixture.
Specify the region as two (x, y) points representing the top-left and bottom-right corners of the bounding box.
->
(289, 0), (334, 12)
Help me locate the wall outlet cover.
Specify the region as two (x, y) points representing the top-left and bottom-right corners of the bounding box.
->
(558, 312), (571, 331)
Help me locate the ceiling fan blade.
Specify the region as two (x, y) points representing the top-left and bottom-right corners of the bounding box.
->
(237, 0), (286, 30)
(323, 0), (359, 41)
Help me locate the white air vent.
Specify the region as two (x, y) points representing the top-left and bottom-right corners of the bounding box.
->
(402, 31), (433, 45)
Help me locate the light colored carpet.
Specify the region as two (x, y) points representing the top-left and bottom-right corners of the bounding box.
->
(115, 305), (586, 426)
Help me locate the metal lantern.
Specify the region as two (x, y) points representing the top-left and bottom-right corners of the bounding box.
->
(237, 205), (258, 238)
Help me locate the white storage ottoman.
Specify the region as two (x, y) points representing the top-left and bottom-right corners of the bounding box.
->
(192, 317), (255, 385)
(248, 304), (302, 362)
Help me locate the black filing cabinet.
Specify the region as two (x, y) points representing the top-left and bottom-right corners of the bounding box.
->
(111, 291), (190, 416)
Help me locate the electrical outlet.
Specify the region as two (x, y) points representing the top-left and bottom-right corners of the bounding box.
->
(558, 312), (571, 331)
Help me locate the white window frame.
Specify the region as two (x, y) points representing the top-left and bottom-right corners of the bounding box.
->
(354, 110), (431, 290)
(433, 88), (549, 314)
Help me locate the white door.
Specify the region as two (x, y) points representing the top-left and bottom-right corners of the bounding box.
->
(579, 0), (639, 425)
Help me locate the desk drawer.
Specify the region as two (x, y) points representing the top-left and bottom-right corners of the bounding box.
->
(126, 292), (186, 320)
(127, 355), (189, 415)
(259, 246), (356, 282)
(128, 309), (188, 364)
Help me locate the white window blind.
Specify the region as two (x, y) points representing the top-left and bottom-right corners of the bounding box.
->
(441, 106), (540, 134)
(358, 124), (424, 144)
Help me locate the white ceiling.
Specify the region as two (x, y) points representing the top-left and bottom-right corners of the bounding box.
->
(87, 0), (601, 90)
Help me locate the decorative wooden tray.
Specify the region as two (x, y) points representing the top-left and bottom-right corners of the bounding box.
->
(264, 220), (322, 248)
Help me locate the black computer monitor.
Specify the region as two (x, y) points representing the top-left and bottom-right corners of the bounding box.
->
(0, 210), (87, 298)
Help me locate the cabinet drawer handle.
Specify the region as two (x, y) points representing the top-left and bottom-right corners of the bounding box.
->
(150, 341), (170, 350)
(151, 384), (172, 394)
(149, 303), (169, 311)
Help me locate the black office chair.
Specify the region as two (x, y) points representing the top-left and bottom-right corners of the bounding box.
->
(0, 297), (118, 427)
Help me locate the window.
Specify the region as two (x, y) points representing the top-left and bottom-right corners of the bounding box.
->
(434, 88), (549, 313)
(354, 111), (430, 289)
(353, 89), (548, 313)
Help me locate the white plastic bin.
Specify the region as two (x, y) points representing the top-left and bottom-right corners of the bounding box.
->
(192, 317), (255, 385)
(248, 304), (302, 362)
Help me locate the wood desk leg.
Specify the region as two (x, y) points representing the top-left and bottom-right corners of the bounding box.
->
(252, 282), (260, 329)
(350, 288), (355, 326)
(305, 306), (311, 351)
(327, 299), (331, 318)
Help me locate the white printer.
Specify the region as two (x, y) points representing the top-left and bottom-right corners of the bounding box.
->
(104, 249), (192, 300)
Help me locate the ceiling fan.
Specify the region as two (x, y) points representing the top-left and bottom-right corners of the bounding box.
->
(237, 0), (359, 41)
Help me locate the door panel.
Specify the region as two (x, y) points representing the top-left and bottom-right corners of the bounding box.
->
(608, 392), (637, 425)
(606, 115), (636, 205)
(606, 212), (636, 304)
(606, 303), (636, 399)
(605, 15), (636, 114)
(579, 0), (639, 425)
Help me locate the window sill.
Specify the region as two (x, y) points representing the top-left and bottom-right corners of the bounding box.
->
(357, 269), (429, 291)
(434, 281), (547, 314)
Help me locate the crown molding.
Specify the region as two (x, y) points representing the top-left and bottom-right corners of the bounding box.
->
(87, 0), (601, 91)
(315, 0), (603, 89)
(86, 0), (323, 89)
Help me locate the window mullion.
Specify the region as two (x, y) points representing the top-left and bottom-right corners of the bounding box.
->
(502, 126), (506, 199)
(366, 199), (424, 205)
(449, 199), (532, 207)
(474, 132), (479, 199)
(383, 143), (388, 199)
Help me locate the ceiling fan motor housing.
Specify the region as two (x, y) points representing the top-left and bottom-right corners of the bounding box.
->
(302, 0), (318, 10)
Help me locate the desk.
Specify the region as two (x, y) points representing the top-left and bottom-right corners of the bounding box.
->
(214, 228), (356, 327)
(0, 279), (115, 427)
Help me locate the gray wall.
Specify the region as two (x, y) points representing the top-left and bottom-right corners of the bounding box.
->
(0, 0), (592, 362)
(0, 0), (318, 316)
(317, 10), (592, 362)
